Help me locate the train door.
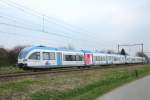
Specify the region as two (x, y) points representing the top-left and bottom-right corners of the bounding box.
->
(57, 52), (62, 66)
(85, 53), (93, 65)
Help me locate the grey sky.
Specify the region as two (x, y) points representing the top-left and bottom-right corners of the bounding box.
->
(0, 0), (150, 56)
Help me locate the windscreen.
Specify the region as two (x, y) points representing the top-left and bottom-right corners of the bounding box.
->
(18, 48), (29, 59)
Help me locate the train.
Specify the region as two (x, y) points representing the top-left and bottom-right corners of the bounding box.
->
(17, 45), (145, 69)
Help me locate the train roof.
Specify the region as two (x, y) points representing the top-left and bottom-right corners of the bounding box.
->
(22, 46), (145, 58)
(81, 50), (92, 53)
(24, 45), (83, 53)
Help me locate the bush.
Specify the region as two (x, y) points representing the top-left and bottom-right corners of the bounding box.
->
(0, 46), (26, 67)
(0, 47), (8, 66)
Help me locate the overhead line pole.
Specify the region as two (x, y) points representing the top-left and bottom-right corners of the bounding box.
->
(118, 43), (144, 63)
(118, 43), (144, 53)
(42, 15), (45, 32)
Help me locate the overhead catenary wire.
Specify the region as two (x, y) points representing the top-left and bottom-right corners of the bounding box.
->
(0, 22), (73, 39)
(0, 30), (68, 46)
(0, 13), (102, 46)
(0, 20), (102, 47)
(0, 30), (99, 48)
(0, 0), (113, 49)
(0, 0), (103, 42)
(0, 15), (41, 28)
(0, 0), (42, 18)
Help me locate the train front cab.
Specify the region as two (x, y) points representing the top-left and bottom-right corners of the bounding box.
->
(27, 49), (58, 68)
(18, 46), (59, 69)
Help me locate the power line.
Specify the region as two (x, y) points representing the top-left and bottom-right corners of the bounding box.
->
(0, 0), (101, 41)
(0, 22), (73, 39)
(118, 43), (144, 63)
(0, 30), (99, 48)
(0, 0), (42, 18)
(0, 22), (102, 47)
(0, 0), (112, 48)
(0, 15), (41, 28)
(0, 2), (102, 44)
(0, 30), (68, 46)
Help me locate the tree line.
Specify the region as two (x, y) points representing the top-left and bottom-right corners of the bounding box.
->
(0, 46), (25, 67)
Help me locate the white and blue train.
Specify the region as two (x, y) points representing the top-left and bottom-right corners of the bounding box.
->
(17, 45), (145, 69)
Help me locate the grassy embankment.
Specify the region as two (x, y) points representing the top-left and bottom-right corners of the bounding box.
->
(0, 66), (25, 75)
(0, 64), (150, 100)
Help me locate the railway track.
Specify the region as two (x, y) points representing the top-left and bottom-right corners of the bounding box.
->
(0, 64), (146, 80)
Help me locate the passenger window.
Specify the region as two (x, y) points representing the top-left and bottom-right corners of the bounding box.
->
(64, 55), (72, 61)
(96, 56), (99, 61)
(109, 56), (111, 60)
(94, 56), (96, 61)
(50, 52), (55, 60)
(104, 56), (106, 61)
(43, 52), (50, 60)
(29, 52), (40, 60)
(64, 55), (83, 61)
(71, 55), (75, 61)
(76, 56), (79, 61)
(96, 56), (98, 61)
(103, 57), (105, 61)
(100, 56), (102, 61)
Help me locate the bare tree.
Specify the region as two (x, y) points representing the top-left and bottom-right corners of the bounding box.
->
(0, 47), (8, 66)
(0, 45), (28, 67)
(7, 46), (26, 66)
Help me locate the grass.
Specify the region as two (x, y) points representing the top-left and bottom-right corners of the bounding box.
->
(0, 64), (150, 100)
(0, 66), (25, 75)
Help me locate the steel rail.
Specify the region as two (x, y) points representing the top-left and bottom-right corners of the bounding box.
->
(0, 64), (146, 79)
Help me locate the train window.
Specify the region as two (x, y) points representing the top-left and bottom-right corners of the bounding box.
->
(100, 56), (102, 61)
(43, 52), (50, 60)
(64, 55), (72, 61)
(76, 55), (83, 61)
(101, 56), (103, 61)
(64, 55), (83, 61)
(76, 56), (80, 61)
(29, 52), (40, 60)
(103, 56), (106, 61)
(96, 56), (98, 61)
(114, 57), (116, 61)
(111, 56), (113, 61)
(93, 56), (96, 61)
(99, 56), (101, 61)
(72, 56), (76, 61)
(96, 56), (100, 61)
(110, 56), (112, 60)
(50, 52), (55, 60)
(107, 56), (110, 60)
